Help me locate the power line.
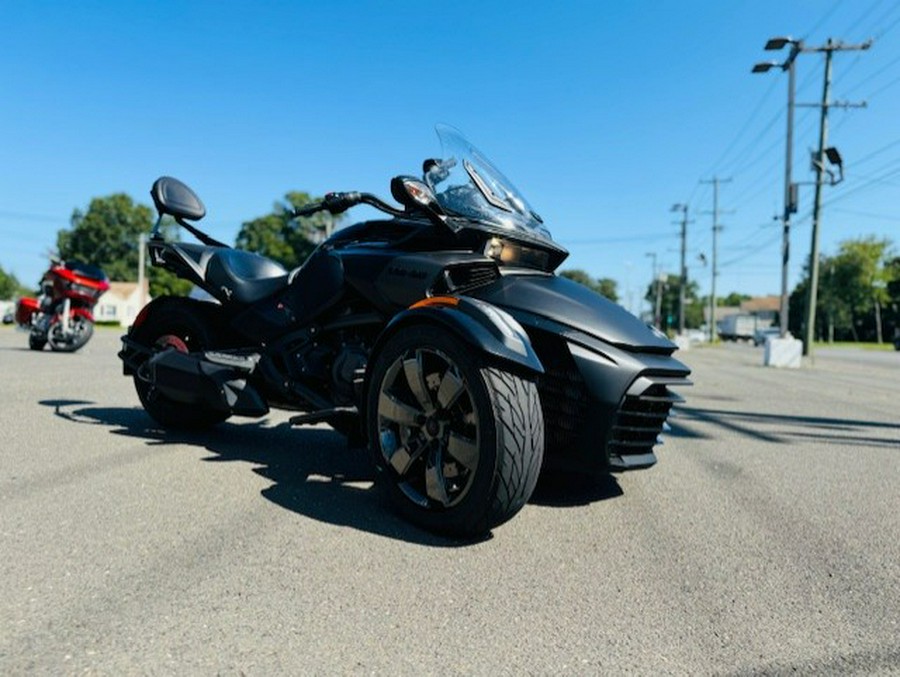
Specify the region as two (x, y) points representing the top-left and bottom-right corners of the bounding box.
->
(840, 0), (892, 37)
(702, 78), (780, 177)
(558, 232), (677, 246)
(850, 135), (900, 167)
(840, 51), (900, 98)
(831, 207), (900, 222)
(801, 0), (847, 38)
(823, 162), (900, 207)
(854, 0), (900, 40)
(719, 233), (782, 269)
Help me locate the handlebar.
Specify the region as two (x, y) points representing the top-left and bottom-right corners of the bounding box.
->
(292, 192), (406, 219)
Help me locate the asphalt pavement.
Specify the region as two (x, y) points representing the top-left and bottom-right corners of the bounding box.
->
(1, 327), (898, 675)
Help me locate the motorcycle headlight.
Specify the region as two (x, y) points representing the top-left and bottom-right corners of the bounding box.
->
(71, 282), (97, 297)
(483, 237), (550, 270)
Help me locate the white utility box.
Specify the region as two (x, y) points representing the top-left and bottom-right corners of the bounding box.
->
(764, 335), (802, 368)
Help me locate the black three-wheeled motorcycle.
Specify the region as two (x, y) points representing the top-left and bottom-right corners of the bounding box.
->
(119, 126), (690, 537)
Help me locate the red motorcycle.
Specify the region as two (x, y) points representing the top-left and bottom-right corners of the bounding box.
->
(16, 259), (110, 352)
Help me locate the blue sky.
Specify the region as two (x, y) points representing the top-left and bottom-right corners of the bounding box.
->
(2, 0), (899, 315)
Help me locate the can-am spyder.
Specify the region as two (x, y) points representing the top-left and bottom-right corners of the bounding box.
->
(119, 126), (690, 537)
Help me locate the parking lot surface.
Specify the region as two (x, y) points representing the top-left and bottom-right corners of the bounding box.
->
(1, 327), (898, 674)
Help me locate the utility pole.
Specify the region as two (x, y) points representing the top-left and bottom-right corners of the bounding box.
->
(645, 252), (659, 327)
(802, 38), (871, 358)
(138, 232), (147, 308)
(701, 177), (731, 342)
(754, 36), (870, 350)
(671, 203), (690, 336)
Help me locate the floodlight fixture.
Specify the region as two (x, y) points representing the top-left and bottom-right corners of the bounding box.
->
(764, 36), (794, 51)
(824, 146), (843, 167)
(752, 62), (777, 73)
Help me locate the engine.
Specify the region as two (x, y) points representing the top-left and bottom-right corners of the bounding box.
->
(331, 341), (368, 404)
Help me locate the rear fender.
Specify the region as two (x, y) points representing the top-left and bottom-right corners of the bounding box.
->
(129, 296), (223, 334)
(372, 296), (544, 376)
(121, 296), (227, 376)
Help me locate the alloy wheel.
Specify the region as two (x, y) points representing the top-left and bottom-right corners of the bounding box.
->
(376, 347), (480, 509)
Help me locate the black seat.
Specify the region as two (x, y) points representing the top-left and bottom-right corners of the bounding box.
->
(206, 249), (289, 304)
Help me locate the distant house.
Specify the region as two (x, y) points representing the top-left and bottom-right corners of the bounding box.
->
(740, 295), (780, 317)
(708, 305), (743, 323)
(705, 295), (781, 326)
(95, 280), (150, 327)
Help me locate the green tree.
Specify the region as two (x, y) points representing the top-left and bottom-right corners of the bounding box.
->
(790, 236), (895, 343)
(57, 194), (191, 298)
(559, 269), (618, 302)
(235, 191), (341, 269)
(0, 264), (30, 298)
(817, 255), (854, 342)
(834, 236), (893, 343)
(58, 194), (151, 282)
(644, 274), (702, 332)
(719, 292), (750, 307)
(885, 255), (900, 342)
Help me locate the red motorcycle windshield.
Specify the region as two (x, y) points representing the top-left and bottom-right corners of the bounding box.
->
(426, 125), (554, 243)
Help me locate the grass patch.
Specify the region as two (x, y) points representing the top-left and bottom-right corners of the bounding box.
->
(813, 341), (896, 351)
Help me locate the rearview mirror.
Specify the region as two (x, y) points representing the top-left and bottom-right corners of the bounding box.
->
(390, 176), (444, 215)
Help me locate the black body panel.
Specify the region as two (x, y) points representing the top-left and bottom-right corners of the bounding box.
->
(471, 272), (676, 353)
(512, 317), (689, 473)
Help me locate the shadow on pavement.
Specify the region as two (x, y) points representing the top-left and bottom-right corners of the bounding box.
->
(38, 398), (626, 543)
(530, 470), (623, 506)
(669, 405), (900, 448)
(38, 398), (481, 546)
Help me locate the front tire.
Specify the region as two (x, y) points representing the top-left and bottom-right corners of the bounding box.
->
(28, 331), (47, 351)
(130, 299), (231, 429)
(48, 315), (94, 352)
(368, 324), (544, 537)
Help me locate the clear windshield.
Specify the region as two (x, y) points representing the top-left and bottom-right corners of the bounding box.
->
(424, 125), (553, 242)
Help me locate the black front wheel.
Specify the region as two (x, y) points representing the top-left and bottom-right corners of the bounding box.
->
(368, 324), (544, 537)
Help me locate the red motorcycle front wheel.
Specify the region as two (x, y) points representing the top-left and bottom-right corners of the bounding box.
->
(47, 315), (94, 353)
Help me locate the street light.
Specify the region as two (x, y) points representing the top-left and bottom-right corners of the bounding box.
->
(752, 36), (802, 339)
(756, 35), (870, 358)
(820, 146), (844, 184)
(764, 36), (793, 51)
(751, 62), (779, 73)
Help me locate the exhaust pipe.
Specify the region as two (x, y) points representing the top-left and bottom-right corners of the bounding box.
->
(148, 349), (268, 417)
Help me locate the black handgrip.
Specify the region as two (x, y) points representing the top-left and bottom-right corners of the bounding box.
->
(293, 201), (324, 217)
(323, 191), (362, 214)
(293, 191), (407, 219)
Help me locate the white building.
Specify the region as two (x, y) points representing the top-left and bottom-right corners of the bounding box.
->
(95, 280), (150, 327)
